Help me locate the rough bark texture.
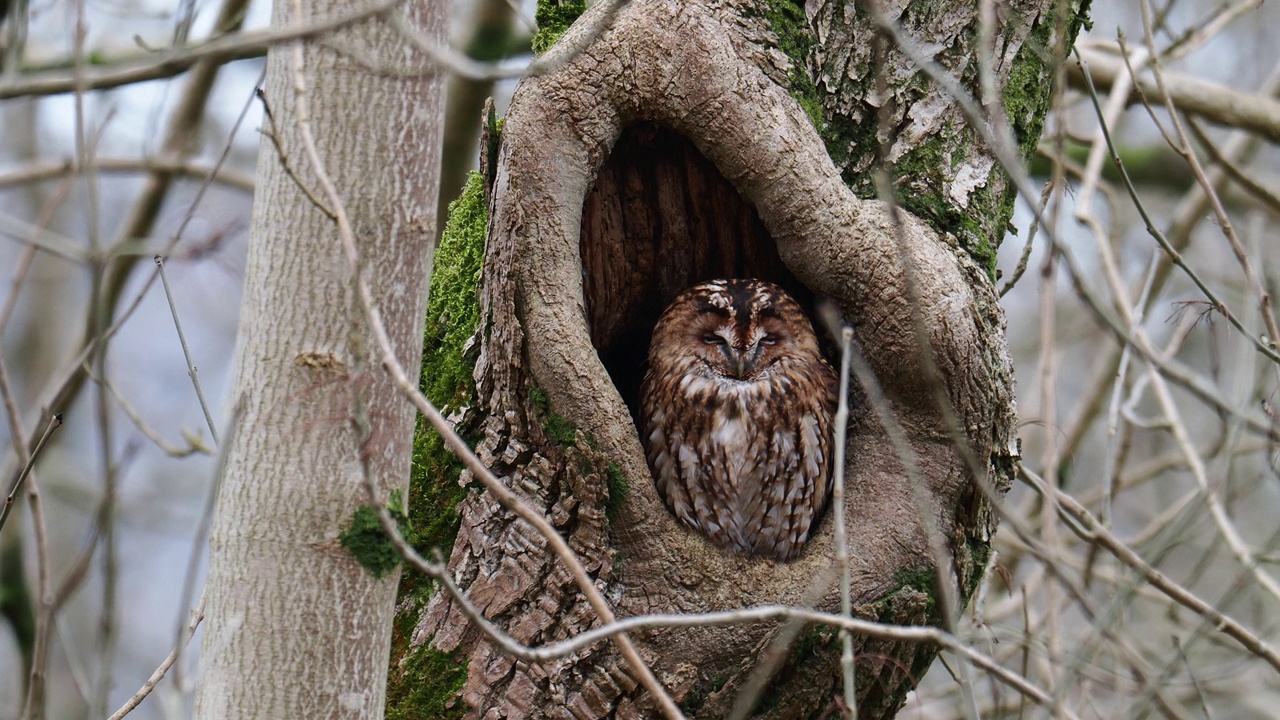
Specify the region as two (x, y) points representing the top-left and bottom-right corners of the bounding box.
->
(397, 0), (1080, 717)
(807, 0), (1084, 274)
(194, 1), (446, 718)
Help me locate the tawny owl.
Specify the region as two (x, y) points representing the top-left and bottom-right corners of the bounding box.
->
(639, 279), (839, 561)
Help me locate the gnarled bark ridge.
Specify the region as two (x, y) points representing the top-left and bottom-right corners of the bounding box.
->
(411, 0), (1033, 716)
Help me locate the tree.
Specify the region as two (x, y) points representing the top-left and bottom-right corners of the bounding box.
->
(192, 0), (447, 717)
(391, 1), (1084, 717)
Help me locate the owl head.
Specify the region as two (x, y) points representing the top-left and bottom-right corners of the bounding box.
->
(649, 279), (822, 382)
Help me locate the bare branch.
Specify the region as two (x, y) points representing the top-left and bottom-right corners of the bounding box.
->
(0, 0), (400, 100)
(1068, 44), (1280, 142)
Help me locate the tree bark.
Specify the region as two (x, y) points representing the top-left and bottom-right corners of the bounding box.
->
(194, 1), (446, 717)
(395, 0), (1082, 717)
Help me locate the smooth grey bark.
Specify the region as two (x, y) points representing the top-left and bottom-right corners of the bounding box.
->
(404, 0), (1076, 717)
(193, 1), (446, 718)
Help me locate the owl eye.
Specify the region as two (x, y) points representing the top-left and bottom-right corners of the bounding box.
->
(703, 334), (725, 345)
(761, 335), (778, 346)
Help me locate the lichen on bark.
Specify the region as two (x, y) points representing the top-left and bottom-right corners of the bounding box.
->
(806, 1), (1089, 275)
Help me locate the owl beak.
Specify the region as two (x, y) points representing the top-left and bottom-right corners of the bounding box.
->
(729, 346), (759, 378)
(719, 346), (749, 378)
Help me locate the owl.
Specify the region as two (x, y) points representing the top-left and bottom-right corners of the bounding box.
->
(639, 279), (839, 561)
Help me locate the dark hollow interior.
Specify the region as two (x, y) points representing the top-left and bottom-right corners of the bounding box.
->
(580, 123), (822, 417)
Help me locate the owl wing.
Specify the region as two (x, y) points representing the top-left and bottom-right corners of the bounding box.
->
(755, 369), (836, 560)
(642, 396), (701, 530)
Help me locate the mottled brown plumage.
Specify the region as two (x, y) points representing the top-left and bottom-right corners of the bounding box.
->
(639, 279), (839, 561)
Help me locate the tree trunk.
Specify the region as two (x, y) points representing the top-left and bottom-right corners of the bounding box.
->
(194, 1), (446, 717)
(394, 1), (1082, 717)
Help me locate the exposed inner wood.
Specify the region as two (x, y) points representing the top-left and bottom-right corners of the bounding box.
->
(580, 122), (814, 415)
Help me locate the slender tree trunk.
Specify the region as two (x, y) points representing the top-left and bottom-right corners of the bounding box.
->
(395, 1), (1085, 717)
(193, 1), (446, 717)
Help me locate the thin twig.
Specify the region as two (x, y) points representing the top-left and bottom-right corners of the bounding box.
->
(1144, 357), (1280, 602)
(3, 63), (263, 496)
(1185, 118), (1280, 215)
(1136, 1), (1280, 377)
(1073, 46), (1280, 365)
(1053, 239), (1278, 442)
(1020, 466), (1280, 673)
(18, 411), (56, 720)
(1034, 154), (1064, 714)
(171, 401), (238, 693)
(0, 412), (62, 533)
(254, 88), (335, 220)
(87, 366), (211, 457)
(107, 591), (206, 720)
(384, 0), (630, 81)
(0, 209), (90, 262)
(832, 322), (856, 716)
(999, 181), (1052, 298)
(0, 178), (77, 336)
(155, 255), (219, 444)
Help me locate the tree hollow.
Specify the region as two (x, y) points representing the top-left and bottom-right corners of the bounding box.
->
(583, 122), (820, 416)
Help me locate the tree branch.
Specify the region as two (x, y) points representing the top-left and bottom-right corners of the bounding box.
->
(1068, 44), (1280, 142)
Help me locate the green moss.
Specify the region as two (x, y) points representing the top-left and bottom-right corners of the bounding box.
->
(402, 170), (487, 584)
(387, 171), (489, 718)
(884, 133), (1011, 275)
(1077, 2), (1094, 32)
(962, 179), (1008, 276)
(961, 539), (991, 602)
(340, 492), (409, 580)
(750, 3), (1097, 279)
(529, 386), (580, 447)
(827, 121), (876, 191)
(604, 462), (629, 520)
(406, 423), (470, 562)
(531, 0), (586, 55)
(385, 647), (467, 720)
(803, 4), (1091, 276)
(975, 1), (1091, 273)
(420, 173), (486, 414)
(386, 593), (469, 720)
(790, 623), (838, 663)
(882, 565), (939, 620)
(893, 136), (952, 214)
(759, 0), (823, 129)
(891, 565), (937, 593)
(1002, 30), (1054, 163)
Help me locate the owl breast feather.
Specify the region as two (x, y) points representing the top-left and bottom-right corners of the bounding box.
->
(674, 371), (822, 557)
